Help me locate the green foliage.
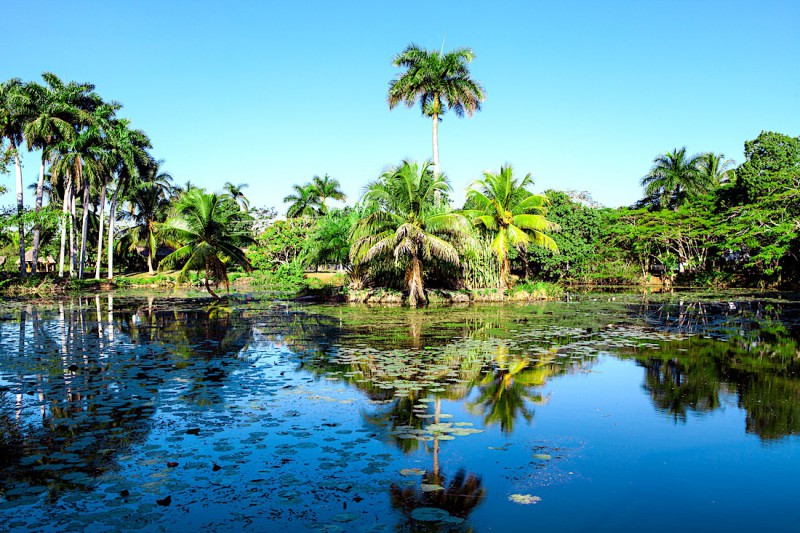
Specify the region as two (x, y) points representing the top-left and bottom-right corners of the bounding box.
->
(524, 191), (602, 282)
(731, 131), (800, 204)
(247, 217), (314, 270)
(251, 262), (307, 294)
(508, 280), (564, 299)
(305, 207), (357, 267)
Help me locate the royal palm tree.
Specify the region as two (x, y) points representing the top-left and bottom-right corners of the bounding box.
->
(0, 78), (33, 276)
(310, 174), (345, 215)
(388, 44), (485, 176)
(159, 189), (254, 299)
(283, 183), (320, 218)
(223, 181), (250, 212)
(641, 147), (707, 210)
(24, 73), (98, 274)
(50, 124), (106, 277)
(351, 160), (471, 307)
(697, 152), (736, 188)
(465, 164), (558, 287)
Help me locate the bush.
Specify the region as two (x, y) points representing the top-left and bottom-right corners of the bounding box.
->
(509, 281), (564, 299)
(250, 262), (307, 294)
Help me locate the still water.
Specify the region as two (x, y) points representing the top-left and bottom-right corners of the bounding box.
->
(1, 292), (799, 531)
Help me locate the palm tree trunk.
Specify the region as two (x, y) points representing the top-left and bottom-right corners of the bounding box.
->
(432, 113), (440, 176)
(70, 188), (77, 277)
(204, 258), (220, 299)
(407, 254), (426, 308)
(147, 251), (154, 275)
(78, 180), (91, 278)
(94, 180), (107, 279)
(12, 141), (26, 277)
(32, 155), (47, 275)
(58, 176), (73, 277)
(107, 185), (120, 280)
(500, 257), (511, 289)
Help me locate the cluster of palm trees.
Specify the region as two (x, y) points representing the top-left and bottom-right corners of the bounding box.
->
(1, 73), (255, 286)
(349, 161), (558, 306)
(641, 148), (736, 210)
(282, 174), (347, 218)
(1, 73), (156, 279)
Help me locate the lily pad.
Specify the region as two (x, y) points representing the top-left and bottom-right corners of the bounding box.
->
(399, 468), (426, 476)
(509, 494), (542, 505)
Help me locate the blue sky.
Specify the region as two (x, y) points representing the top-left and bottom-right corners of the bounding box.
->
(3, 0), (798, 211)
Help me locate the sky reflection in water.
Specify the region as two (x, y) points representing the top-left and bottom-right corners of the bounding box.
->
(0, 293), (799, 532)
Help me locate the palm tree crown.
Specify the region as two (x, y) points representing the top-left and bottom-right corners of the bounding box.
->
(283, 183), (320, 218)
(223, 181), (250, 212)
(351, 160), (471, 307)
(159, 188), (254, 299)
(311, 174), (346, 215)
(641, 147), (709, 209)
(465, 164), (558, 287)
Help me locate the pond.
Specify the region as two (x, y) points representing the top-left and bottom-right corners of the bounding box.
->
(1, 291), (799, 531)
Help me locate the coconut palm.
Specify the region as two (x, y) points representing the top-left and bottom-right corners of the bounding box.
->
(697, 152), (736, 187)
(0, 78), (33, 276)
(159, 189), (254, 299)
(223, 181), (250, 212)
(641, 147), (708, 210)
(106, 134), (152, 280)
(310, 174), (345, 215)
(283, 183), (320, 218)
(123, 162), (173, 274)
(388, 44), (485, 176)
(351, 160), (471, 307)
(465, 164), (558, 287)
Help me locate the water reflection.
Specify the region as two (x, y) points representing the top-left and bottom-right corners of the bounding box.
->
(1, 293), (799, 530)
(0, 296), (254, 502)
(624, 297), (800, 439)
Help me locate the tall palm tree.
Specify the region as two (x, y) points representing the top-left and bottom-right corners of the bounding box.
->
(94, 117), (150, 279)
(283, 183), (320, 218)
(0, 78), (33, 276)
(310, 174), (345, 215)
(106, 127), (152, 280)
(50, 124), (106, 277)
(388, 44), (486, 176)
(24, 73), (98, 274)
(351, 160), (471, 307)
(159, 189), (254, 299)
(697, 152), (736, 187)
(465, 164), (558, 287)
(223, 181), (250, 212)
(641, 147), (706, 210)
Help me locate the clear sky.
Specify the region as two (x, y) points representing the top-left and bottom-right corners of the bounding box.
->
(2, 0), (798, 212)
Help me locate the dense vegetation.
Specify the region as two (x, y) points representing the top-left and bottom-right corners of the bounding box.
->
(2, 48), (798, 301)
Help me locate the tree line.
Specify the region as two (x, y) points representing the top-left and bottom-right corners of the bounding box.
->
(0, 73), (253, 290)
